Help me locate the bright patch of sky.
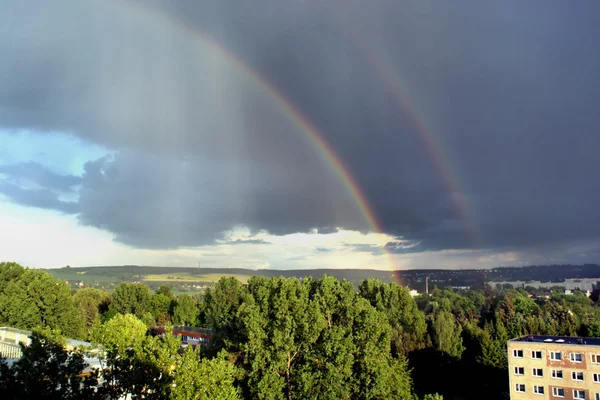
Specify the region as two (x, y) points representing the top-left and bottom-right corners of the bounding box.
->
(0, 129), (111, 176)
(0, 200), (400, 270)
(3, 196), (594, 271)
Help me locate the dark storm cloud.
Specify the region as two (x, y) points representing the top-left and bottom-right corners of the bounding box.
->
(0, 181), (78, 214)
(2, 0), (600, 257)
(0, 162), (81, 213)
(76, 151), (361, 248)
(0, 162), (81, 191)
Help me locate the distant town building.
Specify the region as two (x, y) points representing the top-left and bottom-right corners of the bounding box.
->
(151, 326), (215, 349)
(451, 286), (470, 290)
(0, 326), (96, 368)
(508, 335), (600, 399)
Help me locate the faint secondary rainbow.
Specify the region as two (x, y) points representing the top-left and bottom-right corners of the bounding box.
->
(103, 0), (401, 273)
(328, 16), (482, 250)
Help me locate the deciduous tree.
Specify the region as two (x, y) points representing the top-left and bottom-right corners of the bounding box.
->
(173, 294), (199, 326)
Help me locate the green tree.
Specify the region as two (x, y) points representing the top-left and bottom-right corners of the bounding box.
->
(203, 277), (247, 348)
(359, 279), (427, 355)
(99, 326), (180, 400)
(423, 394), (443, 400)
(240, 276), (321, 400)
(173, 294), (199, 326)
(151, 293), (173, 325)
(92, 313), (147, 353)
(156, 285), (174, 299)
(295, 276), (356, 399)
(239, 276), (413, 400)
(0, 263), (85, 339)
(430, 310), (464, 358)
(350, 297), (413, 400)
(0, 331), (100, 399)
(543, 300), (578, 336)
(73, 288), (110, 337)
(110, 282), (152, 318)
(469, 321), (508, 369)
(171, 349), (241, 400)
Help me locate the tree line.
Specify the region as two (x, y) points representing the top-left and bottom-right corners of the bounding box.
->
(2, 261), (600, 399)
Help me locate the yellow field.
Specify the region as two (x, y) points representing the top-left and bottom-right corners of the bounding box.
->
(143, 273), (251, 284)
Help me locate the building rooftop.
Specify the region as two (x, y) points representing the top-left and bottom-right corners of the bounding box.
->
(510, 335), (600, 346)
(153, 326), (214, 335)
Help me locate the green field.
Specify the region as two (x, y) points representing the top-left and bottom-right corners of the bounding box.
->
(45, 265), (395, 292)
(48, 269), (120, 283)
(143, 272), (251, 284)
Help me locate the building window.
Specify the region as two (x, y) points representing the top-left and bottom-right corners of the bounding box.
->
(531, 350), (543, 359)
(551, 351), (562, 361)
(514, 367), (524, 375)
(552, 369), (564, 379)
(513, 349), (524, 358)
(592, 354), (600, 364)
(573, 390), (586, 400)
(572, 371), (584, 381)
(515, 384), (525, 393)
(534, 386), (544, 395)
(532, 368), (543, 377)
(594, 373), (600, 383)
(553, 387), (565, 398)
(595, 393), (600, 400)
(571, 353), (584, 363)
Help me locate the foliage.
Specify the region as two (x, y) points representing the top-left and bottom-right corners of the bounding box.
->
(203, 277), (248, 349)
(73, 288), (110, 337)
(171, 349), (241, 400)
(0, 262), (85, 339)
(91, 313), (147, 353)
(110, 282), (152, 318)
(0, 331), (100, 399)
(98, 325), (240, 400)
(239, 276), (413, 400)
(150, 293), (173, 324)
(358, 279), (427, 355)
(5, 261), (600, 400)
(173, 294), (199, 326)
(98, 326), (181, 399)
(429, 310), (464, 359)
(156, 285), (174, 299)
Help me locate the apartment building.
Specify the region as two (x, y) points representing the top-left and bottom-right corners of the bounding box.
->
(508, 336), (600, 400)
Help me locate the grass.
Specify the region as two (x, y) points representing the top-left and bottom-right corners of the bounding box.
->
(46, 266), (254, 288)
(48, 270), (117, 283)
(143, 273), (251, 284)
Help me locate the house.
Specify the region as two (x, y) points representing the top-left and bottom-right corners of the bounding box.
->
(151, 326), (215, 349)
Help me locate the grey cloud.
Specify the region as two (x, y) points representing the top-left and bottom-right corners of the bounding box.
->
(76, 151), (362, 249)
(222, 239), (272, 245)
(345, 244), (385, 256)
(0, 162), (81, 213)
(0, 181), (78, 214)
(2, 0), (600, 260)
(0, 162), (81, 192)
(384, 241), (426, 255)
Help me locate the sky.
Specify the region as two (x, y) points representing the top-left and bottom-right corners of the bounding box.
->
(1, 0), (600, 271)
